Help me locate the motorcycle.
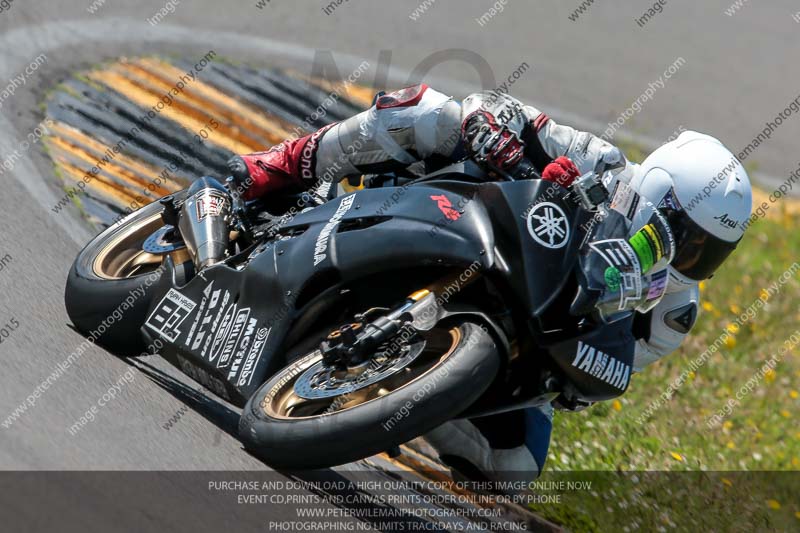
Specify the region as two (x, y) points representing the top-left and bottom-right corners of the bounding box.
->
(65, 159), (675, 469)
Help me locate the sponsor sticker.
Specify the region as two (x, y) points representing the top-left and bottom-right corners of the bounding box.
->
(571, 341), (630, 391)
(227, 318), (258, 380)
(145, 289), (198, 342)
(313, 194), (356, 266)
(589, 239), (643, 310)
(195, 191), (228, 221)
(208, 303), (236, 363)
(610, 182), (640, 221)
(200, 290), (230, 357)
(185, 282), (213, 347)
(235, 327), (271, 387)
(526, 201), (570, 249)
(216, 308), (251, 368)
(647, 269), (669, 300)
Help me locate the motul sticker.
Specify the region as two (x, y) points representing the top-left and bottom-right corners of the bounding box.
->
(145, 289), (197, 342)
(227, 318), (258, 380)
(216, 308), (251, 368)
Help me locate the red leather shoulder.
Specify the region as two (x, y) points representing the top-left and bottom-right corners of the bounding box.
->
(376, 84), (429, 109)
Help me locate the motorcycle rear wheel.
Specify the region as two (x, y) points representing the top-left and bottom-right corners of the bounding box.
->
(239, 320), (500, 469)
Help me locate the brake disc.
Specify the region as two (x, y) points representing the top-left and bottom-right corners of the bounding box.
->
(142, 225), (186, 253)
(293, 338), (426, 400)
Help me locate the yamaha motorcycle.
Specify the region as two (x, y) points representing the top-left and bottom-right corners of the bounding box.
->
(65, 160), (675, 469)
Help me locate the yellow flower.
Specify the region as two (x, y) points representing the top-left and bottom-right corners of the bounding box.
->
(780, 410), (791, 418)
(688, 371), (696, 380)
(790, 390), (799, 399)
(721, 478), (733, 487)
(699, 281), (707, 292)
(726, 323), (740, 334)
(791, 457), (800, 467)
(612, 400), (622, 412)
(734, 285), (743, 295)
(724, 336), (737, 349)
(670, 452), (684, 462)
(729, 304), (742, 314)
(722, 420), (733, 430)
(702, 301), (714, 312)
(764, 369), (776, 384)
(795, 511), (800, 520)
(726, 441), (736, 449)
(767, 499), (781, 510)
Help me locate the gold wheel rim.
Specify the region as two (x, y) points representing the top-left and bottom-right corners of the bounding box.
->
(262, 327), (462, 420)
(92, 212), (167, 280)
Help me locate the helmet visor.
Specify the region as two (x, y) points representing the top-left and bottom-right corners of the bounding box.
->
(662, 206), (740, 280)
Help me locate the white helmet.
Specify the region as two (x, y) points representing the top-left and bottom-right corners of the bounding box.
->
(628, 131), (752, 282)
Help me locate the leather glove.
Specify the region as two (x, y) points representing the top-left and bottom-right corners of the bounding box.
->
(462, 110), (525, 170)
(226, 155), (252, 193)
(542, 156), (581, 187)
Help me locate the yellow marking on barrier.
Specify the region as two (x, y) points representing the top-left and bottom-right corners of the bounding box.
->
(87, 69), (254, 155)
(51, 154), (143, 208)
(108, 59), (276, 148)
(132, 58), (296, 143)
(45, 57), (377, 217)
(47, 121), (185, 195)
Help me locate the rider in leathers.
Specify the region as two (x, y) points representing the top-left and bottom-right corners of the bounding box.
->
(227, 84), (752, 482)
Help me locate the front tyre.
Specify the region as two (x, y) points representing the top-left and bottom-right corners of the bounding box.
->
(64, 192), (187, 354)
(239, 321), (500, 469)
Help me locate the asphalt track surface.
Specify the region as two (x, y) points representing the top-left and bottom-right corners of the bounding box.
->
(0, 1), (796, 530)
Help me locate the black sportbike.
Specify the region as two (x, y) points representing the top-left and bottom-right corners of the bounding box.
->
(65, 160), (674, 468)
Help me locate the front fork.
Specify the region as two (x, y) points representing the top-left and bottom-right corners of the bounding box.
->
(320, 270), (480, 369)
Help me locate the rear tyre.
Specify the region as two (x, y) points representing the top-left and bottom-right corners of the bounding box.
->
(239, 320), (500, 469)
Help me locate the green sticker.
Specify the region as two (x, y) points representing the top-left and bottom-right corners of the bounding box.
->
(605, 266), (622, 292)
(629, 230), (655, 273)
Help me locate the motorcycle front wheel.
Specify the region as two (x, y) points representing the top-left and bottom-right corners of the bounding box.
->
(64, 191), (188, 354)
(239, 320), (500, 469)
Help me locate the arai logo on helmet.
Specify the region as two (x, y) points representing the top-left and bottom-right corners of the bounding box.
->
(526, 202), (570, 249)
(714, 213), (738, 229)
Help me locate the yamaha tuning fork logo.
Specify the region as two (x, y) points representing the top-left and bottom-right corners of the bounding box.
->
(526, 201), (570, 249)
